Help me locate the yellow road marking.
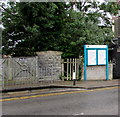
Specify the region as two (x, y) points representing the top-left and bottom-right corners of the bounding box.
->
(1, 86), (119, 102)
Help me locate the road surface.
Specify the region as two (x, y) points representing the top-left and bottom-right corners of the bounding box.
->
(2, 87), (119, 115)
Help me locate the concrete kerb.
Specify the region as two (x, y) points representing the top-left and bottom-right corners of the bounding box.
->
(86, 84), (120, 89)
(1, 84), (120, 93)
(1, 85), (86, 93)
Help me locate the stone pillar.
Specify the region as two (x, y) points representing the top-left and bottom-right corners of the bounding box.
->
(36, 51), (62, 80)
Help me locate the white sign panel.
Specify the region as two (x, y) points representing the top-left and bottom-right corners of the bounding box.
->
(98, 50), (106, 65)
(86, 45), (107, 49)
(88, 50), (96, 65)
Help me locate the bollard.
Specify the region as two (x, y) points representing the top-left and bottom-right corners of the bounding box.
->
(73, 71), (76, 85)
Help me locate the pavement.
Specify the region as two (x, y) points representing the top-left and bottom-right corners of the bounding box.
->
(52, 79), (119, 89)
(2, 79), (119, 92)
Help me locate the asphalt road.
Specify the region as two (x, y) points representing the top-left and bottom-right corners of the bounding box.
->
(2, 87), (119, 115)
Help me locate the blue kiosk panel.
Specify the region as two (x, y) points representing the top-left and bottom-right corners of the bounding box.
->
(84, 45), (109, 80)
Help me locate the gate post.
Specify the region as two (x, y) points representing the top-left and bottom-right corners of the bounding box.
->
(8, 57), (12, 80)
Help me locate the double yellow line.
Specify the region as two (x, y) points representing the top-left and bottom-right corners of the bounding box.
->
(1, 86), (119, 102)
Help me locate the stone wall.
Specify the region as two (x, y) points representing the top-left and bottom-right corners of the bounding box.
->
(36, 51), (62, 80)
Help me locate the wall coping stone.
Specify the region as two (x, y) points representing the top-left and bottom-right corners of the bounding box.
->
(36, 51), (62, 56)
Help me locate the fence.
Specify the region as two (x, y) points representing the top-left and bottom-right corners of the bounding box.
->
(2, 57), (36, 80)
(0, 56), (82, 90)
(61, 58), (81, 81)
(1, 57), (61, 90)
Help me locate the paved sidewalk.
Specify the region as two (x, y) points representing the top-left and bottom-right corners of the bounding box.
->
(2, 79), (119, 92)
(52, 79), (119, 89)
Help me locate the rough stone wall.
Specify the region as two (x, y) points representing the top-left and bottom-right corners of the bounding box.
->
(36, 51), (62, 80)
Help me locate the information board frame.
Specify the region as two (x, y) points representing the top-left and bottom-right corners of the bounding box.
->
(84, 45), (109, 80)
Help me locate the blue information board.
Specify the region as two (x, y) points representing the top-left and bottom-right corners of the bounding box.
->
(84, 45), (109, 80)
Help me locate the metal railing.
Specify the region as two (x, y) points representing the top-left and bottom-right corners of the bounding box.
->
(1, 57), (61, 90)
(2, 68), (59, 90)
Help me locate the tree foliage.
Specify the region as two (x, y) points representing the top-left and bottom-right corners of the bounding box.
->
(1, 2), (120, 58)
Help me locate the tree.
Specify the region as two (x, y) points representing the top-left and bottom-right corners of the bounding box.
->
(2, 2), (67, 56)
(60, 2), (118, 58)
(1, 2), (120, 58)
